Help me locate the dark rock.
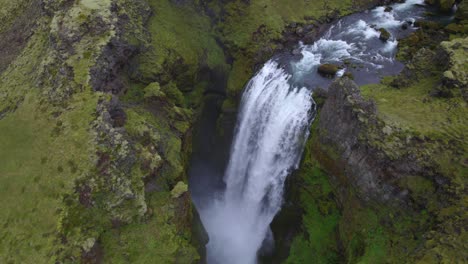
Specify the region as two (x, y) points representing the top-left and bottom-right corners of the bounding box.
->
(384, 6), (393, 12)
(401, 22), (409, 30)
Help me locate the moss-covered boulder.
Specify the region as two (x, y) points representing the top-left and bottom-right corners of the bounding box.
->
(378, 28), (391, 41)
(317, 64), (340, 77)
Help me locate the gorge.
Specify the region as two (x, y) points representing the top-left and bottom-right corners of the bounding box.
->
(190, 1), (455, 263)
(0, 0), (466, 263)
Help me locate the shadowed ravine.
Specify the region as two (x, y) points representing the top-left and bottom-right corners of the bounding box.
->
(190, 0), (440, 263)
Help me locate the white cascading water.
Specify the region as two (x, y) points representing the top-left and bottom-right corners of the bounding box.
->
(196, 0), (429, 263)
(202, 61), (314, 264)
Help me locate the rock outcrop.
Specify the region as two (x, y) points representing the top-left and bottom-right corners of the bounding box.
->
(318, 78), (429, 203)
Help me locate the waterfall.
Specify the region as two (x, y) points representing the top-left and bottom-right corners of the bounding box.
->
(201, 61), (315, 264)
(193, 0), (432, 263)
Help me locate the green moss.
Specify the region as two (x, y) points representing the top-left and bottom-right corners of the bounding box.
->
(144, 82), (164, 99)
(101, 192), (198, 263)
(162, 82), (186, 107)
(0, 0), (31, 33)
(285, 167), (341, 264)
(218, 0), (355, 54)
(133, 0), (226, 87)
(148, 0), (225, 68)
(285, 122), (341, 264)
(171, 181), (189, 198)
(226, 54), (254, 97)
(0, 90), (99, 263)
(360, 78), (467, 142)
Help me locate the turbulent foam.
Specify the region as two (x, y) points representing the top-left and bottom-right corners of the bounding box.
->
(293, 49), (321, 73)
(394, 0), (425, 11)
(373, 6), (402, 28)
(381, 40), (398, 55)
(202, 61), (314, 264)
(345, 20), (380, 39)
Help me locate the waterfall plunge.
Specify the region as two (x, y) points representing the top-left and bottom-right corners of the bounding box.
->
(200, 61), (315, 264)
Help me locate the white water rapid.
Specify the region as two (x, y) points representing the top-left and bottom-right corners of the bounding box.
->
(196, 0), (430, 263)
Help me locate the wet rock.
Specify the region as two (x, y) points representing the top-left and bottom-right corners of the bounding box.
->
(317, 64), (340, 77)
(401, 22), (409, 30)
(384, 6), (393, 12)
(378, 28), (391, 41)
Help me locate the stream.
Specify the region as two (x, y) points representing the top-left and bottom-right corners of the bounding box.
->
(189, 0), (446, 263)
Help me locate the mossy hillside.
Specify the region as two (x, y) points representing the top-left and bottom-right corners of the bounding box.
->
(131, 0), (228, 94)
(0, 91), (99, 263)
(0, 26), (100, 262)
(284, 123), (341, 264)
(425, 0), (457, 12)
(101, 191), (198, 263)
(1, 0), (200, 262)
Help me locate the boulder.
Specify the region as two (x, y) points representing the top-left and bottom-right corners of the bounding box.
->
(378, 28), (391, 41)
(317, 64), (340, 77)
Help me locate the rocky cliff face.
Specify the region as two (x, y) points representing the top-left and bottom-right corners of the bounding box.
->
(319, 79), (417, 204)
